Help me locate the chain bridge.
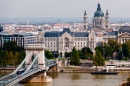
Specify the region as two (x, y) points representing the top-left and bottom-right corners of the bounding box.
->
(0, 44), (59, 86)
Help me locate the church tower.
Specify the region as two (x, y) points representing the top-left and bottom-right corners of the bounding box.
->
(105, 10), (110, 28)
(93, 3), (106, 29)
(83, 10), (88, 29)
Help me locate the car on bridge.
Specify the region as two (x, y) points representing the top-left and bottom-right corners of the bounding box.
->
(16, 69), (25, 75)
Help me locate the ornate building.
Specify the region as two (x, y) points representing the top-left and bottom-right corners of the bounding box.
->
(93, 3), (109, 29)
(102, 26), (130, 44)
(43, 28), (96, 57)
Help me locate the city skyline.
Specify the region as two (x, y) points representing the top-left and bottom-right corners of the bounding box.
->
(0, 0), (130, 18)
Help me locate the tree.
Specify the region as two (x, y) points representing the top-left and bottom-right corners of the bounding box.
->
(121, 75), (130, 86)
(81, 47), (93, 59)
(122, 43), (130, 58)
(2, 41), (24, 53)
(8, 51), (14, 66)
(95, 46), (103, 57)
(93, 50), (105, 69)
(0, 50), (4, 66)
(103, 44), (113, 59)
(45, 50), (53, 59)
(70, 47), (80, 66)
(65, 52), (71, 57)
(2, 41), (17, 52)
(14, 52), (19, 66)
(107, 39), (118, 48)
(3, 50), (9, 66)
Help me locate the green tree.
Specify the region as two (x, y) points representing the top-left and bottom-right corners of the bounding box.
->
(95, 46), (103, 57)
(107, 39), (118, 48)
(103, 44), (113, 59)
(65, 52), (71, 57)
(3, 50), (9, 66)
(122, 43), (130, 58)
(93, 50), (105, 69)
(2, 41), (24, 53)
(45, 50), (53, 59)
(70, 47), (80, 66)
(0, 50), (4, 66)
(14, 52), (19, 66)
(8, 51), (14, 66)
(81, 47), (93, 59)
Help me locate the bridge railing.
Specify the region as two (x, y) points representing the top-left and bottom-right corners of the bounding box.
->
(45, 58), (57, 68)
(3, 52), (40, 86)
(0, 51), (31, 81)
(5, 68), (42, 86)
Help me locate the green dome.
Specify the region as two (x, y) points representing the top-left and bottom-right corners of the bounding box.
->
(94, 3), (104, 17)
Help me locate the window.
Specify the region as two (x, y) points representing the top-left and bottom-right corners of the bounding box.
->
(65, 37), (69, 47)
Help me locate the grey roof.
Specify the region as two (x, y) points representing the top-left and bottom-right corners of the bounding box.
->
(104, 31), (118, 36)
(119, 26), (130, 33)
(44, 28), (89, 37)
(0, 32), (33, 37)
(60, 28), (73, 36)
(74, 32), (88, 37)
(44, 32), (59, 37)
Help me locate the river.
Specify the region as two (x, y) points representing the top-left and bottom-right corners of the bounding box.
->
(0, 72), (129, 86)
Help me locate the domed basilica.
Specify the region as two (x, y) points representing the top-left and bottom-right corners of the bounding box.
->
(83, 3), (110, 29)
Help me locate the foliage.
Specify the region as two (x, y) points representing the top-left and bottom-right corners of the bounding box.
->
(81, 47), (93, 59)
(65, 52), (71, 57)
(92, 50), (105, 68)
(0, 41), (25, 67)
(45, 50), (54, 59)
(107, 39), (118, 49)
(122, 43), (130, 58)
(95, 46), (103, 56)
(2, 41), (24, 53)
(121, 75), (130, 86)
(103, 44), (113, 59)
(70, 47), (80, 66)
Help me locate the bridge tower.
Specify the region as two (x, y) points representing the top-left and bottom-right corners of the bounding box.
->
(24, 44), (52, 82)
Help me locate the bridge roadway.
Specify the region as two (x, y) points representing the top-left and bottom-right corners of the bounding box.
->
(0, 52), (57, 86)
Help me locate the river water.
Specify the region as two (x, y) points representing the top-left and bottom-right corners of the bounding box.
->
(0, 72), (129, 86)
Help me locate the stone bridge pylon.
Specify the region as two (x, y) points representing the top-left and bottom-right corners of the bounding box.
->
(23, 44), (53, 82)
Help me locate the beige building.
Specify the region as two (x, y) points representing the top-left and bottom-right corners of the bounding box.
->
(42, 28), (96, 57)
(102, 26), (130, 44)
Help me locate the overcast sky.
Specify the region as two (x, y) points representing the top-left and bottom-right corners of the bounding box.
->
(0, 0), (130, 18)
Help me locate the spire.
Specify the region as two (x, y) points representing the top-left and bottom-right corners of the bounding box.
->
(106, 10), (109, 16)
(97, 3), (101, 11)
(84, 10), (87, 15)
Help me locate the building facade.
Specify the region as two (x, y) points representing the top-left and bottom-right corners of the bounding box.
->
(0, 32), (38, 48)
(102, 26), (130, 44)
(43, 28), (96, 57)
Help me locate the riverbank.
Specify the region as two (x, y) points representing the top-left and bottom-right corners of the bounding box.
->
(0, 67), (15, 72)
(60, 66), (130, 73)
(0, 66), (130, 73)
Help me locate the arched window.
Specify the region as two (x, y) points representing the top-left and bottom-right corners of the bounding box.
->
(65, 37), (69, 47)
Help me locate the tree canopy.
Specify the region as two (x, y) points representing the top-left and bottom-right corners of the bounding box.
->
(45, 50), (54, 59)
(93, 50), (105, 68)
(70, 47), (80, 66)
(0, 41), (25, 67)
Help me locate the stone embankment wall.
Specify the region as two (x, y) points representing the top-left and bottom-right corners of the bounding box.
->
(0, 68), (15, 72)
(60, 67), (96, 73)
(60, 66), (130, 73)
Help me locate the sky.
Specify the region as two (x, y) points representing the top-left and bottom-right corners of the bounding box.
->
(0, 0), (130, 18)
